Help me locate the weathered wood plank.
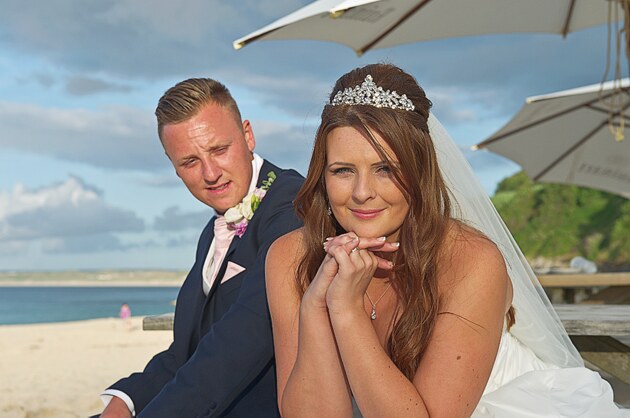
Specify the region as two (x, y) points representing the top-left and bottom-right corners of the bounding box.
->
(143, 313), (174, 331)
(570, 336), (630, 385)
(143, 305), (630, 336)
(538, 272), (630, 287)
(554, 305), (630, 336)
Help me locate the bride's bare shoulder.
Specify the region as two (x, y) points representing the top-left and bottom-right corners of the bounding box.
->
(437, 220), (511, 318)
(269, 228), (305, 257)
(267, 228), (306, 273)
(439, 220), (508, 290)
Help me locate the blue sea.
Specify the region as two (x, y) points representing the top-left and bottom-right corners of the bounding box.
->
(0, 286), (179, 325)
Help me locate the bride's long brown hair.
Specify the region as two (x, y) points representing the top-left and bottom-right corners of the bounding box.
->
(294, 63), (453, 379)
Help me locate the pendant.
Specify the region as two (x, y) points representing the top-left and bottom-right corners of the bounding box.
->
(370, 305), (377, 320)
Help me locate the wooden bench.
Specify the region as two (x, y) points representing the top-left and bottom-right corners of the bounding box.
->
(143, 305), (630, 385)
(143, 305), (630, 335)
(552, 304), (630, 385)
(143, 313), (174, 331)
(554, 304), (630, 336)
(538, 272), (630, 304)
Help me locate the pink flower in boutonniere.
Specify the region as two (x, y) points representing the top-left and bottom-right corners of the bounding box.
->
(224, 171), (276, 237)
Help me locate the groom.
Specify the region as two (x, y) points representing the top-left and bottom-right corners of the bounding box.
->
(99, 78), (304, 417)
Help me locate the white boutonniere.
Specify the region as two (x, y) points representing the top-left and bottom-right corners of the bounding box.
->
(224, 171), (276, 237)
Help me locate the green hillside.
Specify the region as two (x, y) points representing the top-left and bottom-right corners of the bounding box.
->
(491, 172), (630, 270)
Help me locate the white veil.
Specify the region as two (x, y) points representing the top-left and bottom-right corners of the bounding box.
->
(428, 114), (583, 368)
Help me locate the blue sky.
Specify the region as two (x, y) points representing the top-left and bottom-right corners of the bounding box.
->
(0, 0), (616, 271)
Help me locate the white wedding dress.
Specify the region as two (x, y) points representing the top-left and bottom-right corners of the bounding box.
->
(473, 327), (627, 417)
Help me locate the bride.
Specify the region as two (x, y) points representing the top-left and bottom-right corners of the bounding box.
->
(265, 63), (627, 417)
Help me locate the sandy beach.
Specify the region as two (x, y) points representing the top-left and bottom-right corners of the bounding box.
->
(0, 317), (172, 418)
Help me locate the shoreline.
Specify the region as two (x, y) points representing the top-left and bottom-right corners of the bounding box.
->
(0, 315), (157, 327)
(0, 280), (183, 287)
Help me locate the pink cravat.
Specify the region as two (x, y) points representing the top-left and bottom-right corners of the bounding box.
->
(208, 216), (236, 290)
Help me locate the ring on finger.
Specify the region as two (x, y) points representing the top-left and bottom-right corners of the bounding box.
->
(351, 247), (358, 253)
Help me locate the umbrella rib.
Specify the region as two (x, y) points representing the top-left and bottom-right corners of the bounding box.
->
(533, 121), (606, 181)
(476, 88), (624, 148)
(357, 0), (433, 55)
(587, 103), (630, 121)
(534, 96), (630, 181)
(236, 28), (282, 49)
(561, 0), (577, 37)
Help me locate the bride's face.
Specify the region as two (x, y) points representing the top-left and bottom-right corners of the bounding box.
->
(324, 126), (409, 242)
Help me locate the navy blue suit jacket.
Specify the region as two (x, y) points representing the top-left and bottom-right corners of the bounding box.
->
(109, 161), (304, 417)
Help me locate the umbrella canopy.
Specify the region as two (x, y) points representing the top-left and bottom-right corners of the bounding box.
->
(473, 79), (630, 199)
(234, 0), (615, 55)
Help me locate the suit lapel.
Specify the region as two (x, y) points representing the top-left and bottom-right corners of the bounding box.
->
(199, 160), (280, 321)
(187, 216), (216, 353)
(205, 235), (240, 298)
(200, 217), (217, 292)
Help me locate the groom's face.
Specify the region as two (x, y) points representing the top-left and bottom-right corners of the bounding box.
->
(162, 102), (256, 214)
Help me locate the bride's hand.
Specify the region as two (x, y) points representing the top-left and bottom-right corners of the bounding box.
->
(326, 238), (380, 317)
(301, 235), (358, 311)
(323, 233), (398, 270)
(323, 234), (390, 317)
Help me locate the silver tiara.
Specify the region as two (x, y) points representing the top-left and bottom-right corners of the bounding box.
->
(330, 75), (415, 111)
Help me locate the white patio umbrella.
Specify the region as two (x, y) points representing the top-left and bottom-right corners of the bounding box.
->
(234, 0), (618, 56)
(472, 79), (630, 199)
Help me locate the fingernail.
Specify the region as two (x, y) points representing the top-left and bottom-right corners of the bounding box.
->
(392, 242), (400, 247)
(388, 261), (394, 268)
(377, 236), (386, 241)
(325, 237), (333, 241)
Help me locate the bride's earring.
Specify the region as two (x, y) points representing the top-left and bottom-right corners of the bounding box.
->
(327, 205), (332, 216)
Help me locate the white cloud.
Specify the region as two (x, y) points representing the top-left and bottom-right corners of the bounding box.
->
(428, 88), (480, 125)
(136, 174), (181, 188)
(0, 177), (144, 252)
(252, 120), (315, 175)
(41, 234), (128, 254)
(153, 206), (211, 232)
(0, 101), (167, 171)
(0, 0), (262, 78)
(229, 70), (331, 117)
(65, 76), (133, 96)
(0, 240), (29, 256)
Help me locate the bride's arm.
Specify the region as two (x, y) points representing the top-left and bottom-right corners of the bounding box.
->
(265, 230), (353, 417)
(327, 233), (510, 418)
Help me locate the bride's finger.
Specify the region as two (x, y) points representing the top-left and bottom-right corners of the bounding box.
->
(356, 238), (400, 253)
(324, 235), (358, 253)
(325, 233), (356, 246)
(329, 245), (381, 279)
(324, 235), (399, 254)
(357, 249), (379, 277)
(350, 247), (393, 271)
(327, 238), (394, 271)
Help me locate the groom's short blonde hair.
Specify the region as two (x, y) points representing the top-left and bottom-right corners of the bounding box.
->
(155, 78), (243, 141)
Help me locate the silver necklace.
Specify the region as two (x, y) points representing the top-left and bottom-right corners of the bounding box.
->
(365, 283), (391, 320)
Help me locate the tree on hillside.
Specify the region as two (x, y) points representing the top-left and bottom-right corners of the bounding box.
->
(491, 171), (630, 269)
